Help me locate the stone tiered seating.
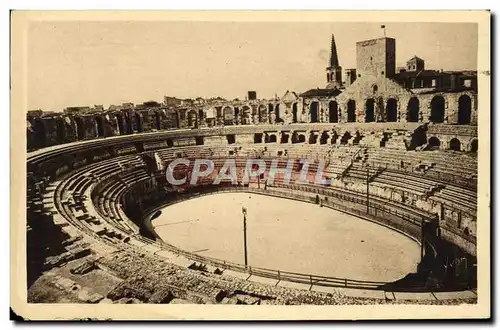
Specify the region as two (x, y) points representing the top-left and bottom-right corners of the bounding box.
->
(363, 148), (477, 189)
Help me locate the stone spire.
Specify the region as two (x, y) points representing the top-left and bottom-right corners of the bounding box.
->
(329, 34), (340, 68)
(326, 34), (342, 89)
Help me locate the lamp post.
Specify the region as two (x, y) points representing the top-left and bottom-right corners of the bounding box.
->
(242, 206), (248, 267)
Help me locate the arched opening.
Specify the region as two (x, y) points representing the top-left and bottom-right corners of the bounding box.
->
(292, 103), (298, 123)
(275, 104), (281, 122)
(430, 96), (445, 123)
(320, 132), (329, 144)
(242, 106), (252, 125)
(223, 107), (234, 125)
(187, 110), (197, 128)
(428, 136), (441, 149)
(407, 97), (420, 122)
(198, 109), (204, 122)
(280, 132), (289, 144)
(251, 107), (259, 124)
(234, 107), (240, 124)
(365, 99), (375, 123)
(124, 113), (133, 134)
(310, 101), (319, 123)
(134, 113), (143, 133)
(95, 116), (105, 137)
(330, 131), (338, 144)
(449, 138), (461, 151)
(298, 134), (306, 143)
(309, 132), (318, 144)
(259, 105), (267, 123)
(74, 117), (85, 140)
(328, 101), (338, 123)
(340, 132), (352, 145)
(470, 139), (478, 153)
(56, 118), (65, 143)
(266, 134), (277, 143)
(33, 119), (46, 148)
(347, 100), (356, 122)
(386, 98), (398, 122)
(155, 112), (162, 130)
(141, 154), (159, 173)
(458, 95), (472, 124)
(268, 104), (274, 123)
(115, 113), (125, 135)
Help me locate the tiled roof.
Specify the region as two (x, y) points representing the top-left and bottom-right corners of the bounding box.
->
(300, 88), (343, 98)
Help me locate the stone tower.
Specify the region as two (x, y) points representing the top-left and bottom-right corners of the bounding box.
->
(356, 37), (396, 78)
(325, 34), (343, 89)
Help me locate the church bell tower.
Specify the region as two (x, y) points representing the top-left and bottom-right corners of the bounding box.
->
(326, 34), (343, 89)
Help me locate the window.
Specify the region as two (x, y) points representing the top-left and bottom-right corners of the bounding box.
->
(432, 79), (436, 87)
(464, 79), (472, 88)
(372, 85), (378, 93)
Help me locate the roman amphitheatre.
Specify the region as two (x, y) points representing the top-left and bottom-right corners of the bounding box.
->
(25, 33), (479, 305)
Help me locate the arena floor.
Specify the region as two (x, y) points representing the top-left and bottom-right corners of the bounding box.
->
(152, 193), (421, 282)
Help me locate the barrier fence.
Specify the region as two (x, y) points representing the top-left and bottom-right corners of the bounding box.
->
(140, 185), (436, 290)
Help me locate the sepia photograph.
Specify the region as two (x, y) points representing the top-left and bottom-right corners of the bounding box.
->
(10, 10), (490, 320)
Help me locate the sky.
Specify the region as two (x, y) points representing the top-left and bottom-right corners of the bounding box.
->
(27, 21), (478, 112)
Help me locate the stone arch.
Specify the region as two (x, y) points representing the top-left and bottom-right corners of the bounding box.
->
(328, 101), (338, 123)
(470, 138), (478, 152)
(386, 98), (398, 122)
(340, 131), (352, 145)
(292, 103), (298, 123)
(268, 103), (274, 123)
(74, 117), (85, 140)
(365, 99), (375, 123)
(223, 106), (234, 125)
(275, 104), (281, 122)
(187, 110), (198, 128)
(33, 118), (46, 148)
(251, 106), (259, 124)
(309, 132), (318, 144)
(154, 111), (162, 130)
(330, 131), (339, 144)
(347, 100), (356, 122)
(241, 105), (252, 125)
(449, 138), (461, 151)
(266, 134), (277, 143)
(259, 105), (267, 123)
(124, 112), (133, 134)
(94, 116), (105, 137)
(428, 136), (441, 149)
(134, 112), (143, 133)
(320, 131), (329, 144)
(407, 97), (420, 122)
(310, 101), (319, 123)
(56, 117), (66, 143)
(115, 113), (125, 135)
(430, 95), (446, 123)
(458, 95), (472, 125)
